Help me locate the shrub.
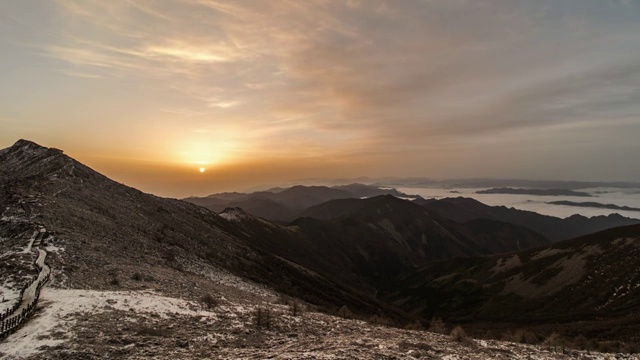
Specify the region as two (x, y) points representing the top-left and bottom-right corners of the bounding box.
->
(109, 276), (120, 286)
(450, 325), (472, 344)
(289, 301), (302, 317)
(404, 321), (424, 331)
(337, 305), (353, 319)
(277, 294), (291, 305)
(255, 307), (272, 329)
(512, 329), (539, 344)
(131, 272), (143, 281)
(428, 317), (447, 334)
(597, 341), (620, 354)
(367, 314), (381, 325)
(200, 294), (218, 310)
(136, 326), (171, 337)
(572, 334), (589, 350)
(544, 332), (565, 352)
(501, 329), (538, 344)
(622, 341), (640, 354)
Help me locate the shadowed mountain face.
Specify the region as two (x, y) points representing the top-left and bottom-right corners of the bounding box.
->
(216, 195), (550, 297)
(383, 224), (640, 340)
(415, 197), (640, 241)
(275, 197), (549, 290)
(300, 196), (549, 255)
(184, 184), (418, 221)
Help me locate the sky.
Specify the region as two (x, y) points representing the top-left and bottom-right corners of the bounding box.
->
(1, 0), (639, 198)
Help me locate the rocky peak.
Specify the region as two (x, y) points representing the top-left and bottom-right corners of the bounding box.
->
(0, 139), (91, 181)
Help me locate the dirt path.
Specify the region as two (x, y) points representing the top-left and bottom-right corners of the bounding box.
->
(22, 230), (38, 254)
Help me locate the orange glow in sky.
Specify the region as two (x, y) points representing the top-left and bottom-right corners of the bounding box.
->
(1, 1), (639, 198)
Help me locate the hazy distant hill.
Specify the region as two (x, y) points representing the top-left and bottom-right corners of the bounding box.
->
(385, 177), (640, 190)
(184, 184), (418, 221)
(548, 200), (640, 212)
(476, 187), (593, 197)
(415, 197), (640, 241)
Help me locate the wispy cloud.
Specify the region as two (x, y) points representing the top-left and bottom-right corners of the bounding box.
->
(59, 70), (103, 79)
(3, 0), (640, 192)
(159, 108), (207, 117)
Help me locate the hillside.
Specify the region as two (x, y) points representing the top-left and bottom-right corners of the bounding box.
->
(301, 195), (549, 256)
(384, 224), (640, 342)
(416, 197), (640, 241)
(213, 194), (550, 300)
(0, 140), (400, 321)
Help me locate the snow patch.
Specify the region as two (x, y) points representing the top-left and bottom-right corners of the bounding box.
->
(219, 208), (249, 222)
(0, 288), (217, 358)
(45, 244), (65, 253)
(492, 255), (522, 273)
(0, 280), (20, 313)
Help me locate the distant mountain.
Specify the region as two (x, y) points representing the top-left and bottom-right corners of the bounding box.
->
(300, 195), (549, 259)
(548, 200), (640, 212)
(384, 177), (640, 190)
(212, 195), (549, 295)
(383, 224), (640, 340)
(415, 197), (640, 241)
(184, 184), (419, 221)
(476, 187), (593, 197)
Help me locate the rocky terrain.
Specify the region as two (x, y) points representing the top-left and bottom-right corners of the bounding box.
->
(1, 140), (640, 359)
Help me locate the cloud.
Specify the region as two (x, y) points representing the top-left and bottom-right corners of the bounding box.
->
(5, 0), (640, 187)
(59, 70), (103, 79)
(159, 108), (206, 117)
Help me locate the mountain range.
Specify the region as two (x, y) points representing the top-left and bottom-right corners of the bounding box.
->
(184, 184), (418, 221)
(415, 197), (639, 241)
(2, 139), (640, 357)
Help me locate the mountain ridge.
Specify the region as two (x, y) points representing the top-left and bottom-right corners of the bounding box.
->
(415, 197), (640, 241)
(184, 183), (420, 221)
(0, 139), (402, 318)
(382, 223), (640, 341)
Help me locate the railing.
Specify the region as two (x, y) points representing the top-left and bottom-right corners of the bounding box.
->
(0, 245), (50, 338)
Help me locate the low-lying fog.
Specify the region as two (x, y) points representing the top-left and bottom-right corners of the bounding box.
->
(396, 187), (640, 219)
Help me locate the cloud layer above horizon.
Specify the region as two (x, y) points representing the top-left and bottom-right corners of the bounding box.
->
(1, 0), (639, 197)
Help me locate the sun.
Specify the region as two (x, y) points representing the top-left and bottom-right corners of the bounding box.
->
(199, 167), (205, 173)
